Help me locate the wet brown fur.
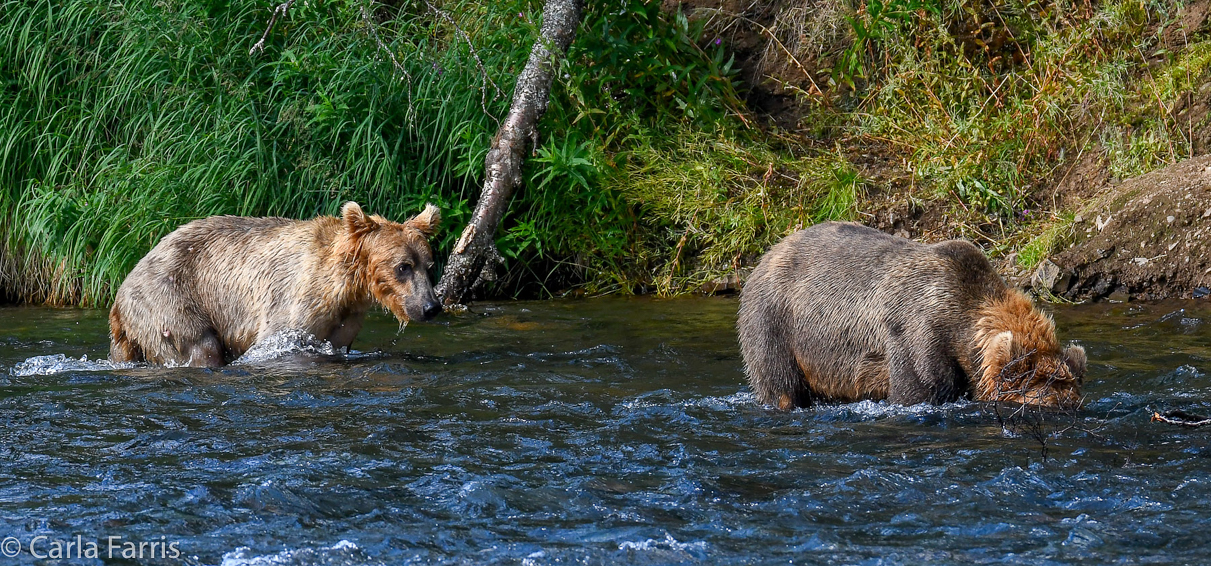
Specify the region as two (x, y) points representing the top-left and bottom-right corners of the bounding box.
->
(738, 222), (1085, 410)
(109, 202), (441, 367)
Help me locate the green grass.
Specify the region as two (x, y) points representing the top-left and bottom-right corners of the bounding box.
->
(1, 0), (527, 304)
(1016, 213), (1077, 271)
(598, 131), (863, 294)
(780, 0), (1210, 268)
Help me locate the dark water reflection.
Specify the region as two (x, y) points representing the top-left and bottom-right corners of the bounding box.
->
(1, 297), (1209, 565)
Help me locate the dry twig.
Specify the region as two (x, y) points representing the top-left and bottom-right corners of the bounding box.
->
(988, 350), (1086, 458)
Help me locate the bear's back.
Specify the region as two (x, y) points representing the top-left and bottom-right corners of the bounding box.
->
(747, 222), (932, 314)
(141, 215), (319, 280)
(754, 222), (1002, 313)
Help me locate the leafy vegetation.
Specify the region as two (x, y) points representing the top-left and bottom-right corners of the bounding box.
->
(0, 0), (744, 303)
(598, 133), (862, 294)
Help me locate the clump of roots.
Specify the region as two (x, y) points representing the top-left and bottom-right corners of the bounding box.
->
(987, 350), (1086, 458)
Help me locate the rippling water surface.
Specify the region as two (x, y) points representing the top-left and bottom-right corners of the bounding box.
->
(2, 297), (1210, 565)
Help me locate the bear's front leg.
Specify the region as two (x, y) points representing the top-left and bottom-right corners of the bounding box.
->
(186, 331), (226, 368)
(325, 308), (369, 352)
(886, 343), (929, 405)
(887, 338), (963, 405)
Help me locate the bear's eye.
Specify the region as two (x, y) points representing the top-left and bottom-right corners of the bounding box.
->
(395, 262), (413, 279)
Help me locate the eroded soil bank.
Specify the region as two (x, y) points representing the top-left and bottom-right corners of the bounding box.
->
(1048, 154), (1211, 302)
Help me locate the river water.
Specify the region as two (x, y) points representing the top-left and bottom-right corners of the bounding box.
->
(1, 297), (1209, 565)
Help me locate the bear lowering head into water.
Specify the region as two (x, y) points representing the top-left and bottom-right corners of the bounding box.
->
(109, 202), (441, 367)
(737, 222), (1085, 410)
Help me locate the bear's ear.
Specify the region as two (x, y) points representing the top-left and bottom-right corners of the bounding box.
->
(407, 203), (441, 237)
(342, 201), (378, 237)
(987, 330), (1015, 367)
(1064, 344), (1086, 382)
(979, 330), (1018, 392)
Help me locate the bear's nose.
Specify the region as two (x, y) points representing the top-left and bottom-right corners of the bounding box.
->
(422, 300), (442, 320)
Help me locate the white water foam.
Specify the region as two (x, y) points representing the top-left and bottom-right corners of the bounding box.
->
(618, 532), (708, 553)
(621, 392), (966, 417)
(619, 391), (756, 411)
(687, 391), (757, 410)
(826, 399), (971, 418)
(9, 330), (355, 374)
(9, 354), (136, 376)
(220, 540), (363, 566)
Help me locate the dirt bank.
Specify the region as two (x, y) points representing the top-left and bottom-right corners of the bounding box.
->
(1046, 154), (1211, 302)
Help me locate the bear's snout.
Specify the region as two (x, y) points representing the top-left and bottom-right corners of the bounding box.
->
(422, 299), (442, 320)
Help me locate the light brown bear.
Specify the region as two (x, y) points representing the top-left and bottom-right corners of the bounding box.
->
(737, 222), (1086, 410)
(109, 202), (441, 367)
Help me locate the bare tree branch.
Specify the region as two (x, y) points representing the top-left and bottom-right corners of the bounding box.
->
(435, 0), (584, 306)
(360, 4), (414, 109)
(250, 0), (297, 56)
(987, 349), (1084, 458)
(422, 0), (503, 124)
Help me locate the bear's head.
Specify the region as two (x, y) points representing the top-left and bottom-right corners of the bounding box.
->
(340, 201), (443, 323)
(973, 291), (1086, 409)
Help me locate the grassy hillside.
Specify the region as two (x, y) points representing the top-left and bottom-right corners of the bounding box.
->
(1, 0), (1208, 305)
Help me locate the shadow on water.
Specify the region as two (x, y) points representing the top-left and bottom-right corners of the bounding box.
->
(0, 297), (1209, 564)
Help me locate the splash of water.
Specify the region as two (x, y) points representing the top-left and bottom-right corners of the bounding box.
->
(233, 329), (340, 365)
(618, 532), (709, 553)
(9, 354), (136, 376)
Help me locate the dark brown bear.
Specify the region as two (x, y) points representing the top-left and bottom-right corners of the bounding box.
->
(109, 202), (441, 367)
(737, 222), (1086, 410)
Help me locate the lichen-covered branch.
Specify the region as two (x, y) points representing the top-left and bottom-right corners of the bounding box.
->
(436, 0), (584, 306)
